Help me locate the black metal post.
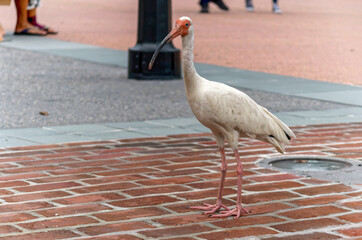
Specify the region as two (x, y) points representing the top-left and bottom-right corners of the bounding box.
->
(128, 0), (181, 80)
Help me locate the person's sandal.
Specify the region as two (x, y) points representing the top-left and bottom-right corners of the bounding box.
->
(14, 27), (47, 36)
(28, 16), (58, 35)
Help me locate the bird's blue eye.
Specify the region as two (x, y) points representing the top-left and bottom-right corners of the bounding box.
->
(186, 23), (189, 27)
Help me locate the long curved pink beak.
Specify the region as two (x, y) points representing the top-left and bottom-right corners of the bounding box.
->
(148, 25), (183, 70)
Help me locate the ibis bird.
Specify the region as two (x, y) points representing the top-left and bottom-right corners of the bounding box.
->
(149, 16), (295, 218)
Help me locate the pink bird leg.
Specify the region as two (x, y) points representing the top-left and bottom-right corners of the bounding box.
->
(212, 149), (249, 218)
(190, 147), (230, 214)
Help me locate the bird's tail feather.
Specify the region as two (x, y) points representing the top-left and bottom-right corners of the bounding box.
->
(262, 107), (296, 141)
(266, 135), (285, 154)
(260, 107), (296, 153)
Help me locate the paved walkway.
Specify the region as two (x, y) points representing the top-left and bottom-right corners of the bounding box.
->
(0, 1), (361, 239)
(1, 0), (362, 85)
(0, 36), (362, 147)
(0, 123), (361, 239)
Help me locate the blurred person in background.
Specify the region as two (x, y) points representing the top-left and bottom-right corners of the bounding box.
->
(199, 0), (229, 13)
(0, 21), (5, 41)
(27, 0), (57, 34)
(14, 0), (57, 35)
(246, 0), (282, 14)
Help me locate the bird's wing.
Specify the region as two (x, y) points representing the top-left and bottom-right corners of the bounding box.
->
(199, 80), (294, 150)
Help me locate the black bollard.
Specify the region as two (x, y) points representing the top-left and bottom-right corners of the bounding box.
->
(128, 0), (181, 80)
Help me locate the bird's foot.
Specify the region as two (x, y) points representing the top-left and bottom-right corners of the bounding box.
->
(211, 206), (250, 218)
(190, 203), (230, 215)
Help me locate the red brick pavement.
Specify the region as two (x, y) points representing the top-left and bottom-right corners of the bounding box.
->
(0, 123), (361, 239)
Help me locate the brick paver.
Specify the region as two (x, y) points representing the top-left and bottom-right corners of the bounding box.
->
(0, 122), (361, 239)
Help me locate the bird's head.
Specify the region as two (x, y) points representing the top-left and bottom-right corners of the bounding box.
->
(148, 16), (192, 70)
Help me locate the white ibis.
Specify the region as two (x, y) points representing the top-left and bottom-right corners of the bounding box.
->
(149, 16), (295, 218)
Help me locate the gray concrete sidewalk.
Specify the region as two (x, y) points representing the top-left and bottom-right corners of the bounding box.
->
(0, 35), (361, 147)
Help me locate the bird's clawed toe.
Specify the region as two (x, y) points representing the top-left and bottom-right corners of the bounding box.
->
(211, 206), (250, 218)
(190, 203), (230, 215)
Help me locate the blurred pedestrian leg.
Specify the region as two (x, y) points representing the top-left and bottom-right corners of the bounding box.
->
(245, 0), (254, 11)
(0, 22), (4, 41)
(245, 0), (282, 14)
(27, 0), (58, 34)
(199, 0), (229, 13)
(272, 0), (282, 14)
(199, 0), (209, 13)
(14, 0), (47, 35)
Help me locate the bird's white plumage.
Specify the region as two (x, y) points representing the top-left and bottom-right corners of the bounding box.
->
(180, 17), (295, 153)
(149, 16), (297, 218)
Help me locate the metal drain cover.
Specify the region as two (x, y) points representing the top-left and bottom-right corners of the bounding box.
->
(270, 158), (351, 171)
(258, 156), (361, 185)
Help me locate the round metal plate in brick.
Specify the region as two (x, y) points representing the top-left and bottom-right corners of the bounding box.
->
(258, 156), (361, 185)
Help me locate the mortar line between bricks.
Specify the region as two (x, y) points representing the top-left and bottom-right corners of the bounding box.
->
(339, 195), (362, 203)
(12, 218), (194, 239)
(156, 205), (179, 215)
(71, 179), (92, 187)
(331, 204), (362, 213)
(91, 211), (228, 225)
(26, 191), (356, 221)
(168, 193), (195, 202)
(121, 232), (152, 240)
(144, 219), (166, 229)
(0, 204), (360, 236)
(330, 214), (362, 226)
(112, 228), (159, 239)
(207, 219), (354, 239)
(56, 188), (128, 197)
(288, 194), (352, 207)
(290, 179), (357, 191)
(188, 174), (213, 182)
(289, 187), (362, 198)
(68, 232), (137, 240)
(67, 229), (88, 238)
(5, 224), (26, 233)
(270, 222), (362, 239)
(0, 208), (114, 224)
(0, 203), (113, 218)
(43, 167), (129, 176)
(20, 179), (41, 186)
(275, 207), (361, 222)
(0, 190), (89, 203)
(180, 224), (277, 238)
(46, 200), (69, 208)
(109, 191), (133, 199)
(275, 217), (362, 228)
(136, 222), (220, 239)
(0, 224), (101, 238)
(191, 235), (204, 240)
(158, 232), (221, 240)
(202, 221), (230, 230)
(99, 202), (129, 212)
(110, 186), (198, 199)
(263, 229), (342, 240)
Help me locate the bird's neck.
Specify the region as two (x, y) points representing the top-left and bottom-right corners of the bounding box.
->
(181, 31), (199, 91)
